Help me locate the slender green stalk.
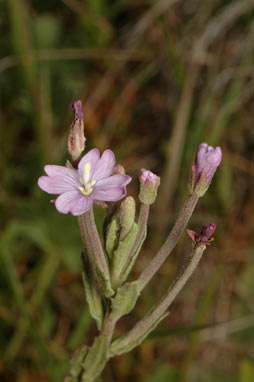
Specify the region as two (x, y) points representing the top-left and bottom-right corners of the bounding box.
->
(139, 193), (199, 290)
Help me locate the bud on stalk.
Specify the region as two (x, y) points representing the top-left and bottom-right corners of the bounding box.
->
(187, 222), (216, 245)
(139, 169), (160, 205)
(189, 142), (222, 197)
(68, 100), (86, 162)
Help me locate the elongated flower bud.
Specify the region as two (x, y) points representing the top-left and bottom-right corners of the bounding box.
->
(119, 196), (136, 240)
(189, 142), (222, 197)
(139, 169), (160, 205)
(68, 100), (86, 162)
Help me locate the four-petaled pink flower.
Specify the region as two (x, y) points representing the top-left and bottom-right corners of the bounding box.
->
(38, 149), (132, 216)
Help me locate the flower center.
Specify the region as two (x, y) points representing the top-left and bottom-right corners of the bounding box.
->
(78, 161), (96, 196)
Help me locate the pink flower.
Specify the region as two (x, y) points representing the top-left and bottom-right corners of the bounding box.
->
(38, 149), (132, 216)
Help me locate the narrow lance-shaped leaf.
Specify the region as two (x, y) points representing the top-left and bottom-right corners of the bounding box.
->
(81, 336), (108, 382)
(81, 252), (104, 330)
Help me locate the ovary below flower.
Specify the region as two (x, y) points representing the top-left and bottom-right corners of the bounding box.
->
(38, 149), (132, 216)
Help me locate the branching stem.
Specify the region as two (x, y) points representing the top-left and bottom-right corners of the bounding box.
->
(110, 242), (207, 354)
(139, 193), (199, 290)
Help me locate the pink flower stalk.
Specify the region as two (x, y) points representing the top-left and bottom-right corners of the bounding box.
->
(38, 149), (132, 216)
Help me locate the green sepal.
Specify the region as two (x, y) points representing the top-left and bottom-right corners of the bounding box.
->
(111, 223), (139, 288)
(81, 252), (104, 329)
(109, 312), (168, 357)
(70, 345), (89, 379)
(81, 336), (108, 382)
(193, 172), (209, 197)
(111, 280), (141, 321)
(119, 228), (147, 285)
(139, 175), (160, 205)
(105, 215), (120, 259)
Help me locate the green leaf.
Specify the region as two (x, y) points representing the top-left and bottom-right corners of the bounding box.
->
(111, 223), (139, 288)
(70, 345), (89, 379)
(119, 196), (136, 240)
(81, 336), (108, 382)
(105, 215), (120, 259)
(119, 228), (147, 284)
(111, 280), (141, 321)
(81, 252), (104, 330)
(109, 312), (168, 357)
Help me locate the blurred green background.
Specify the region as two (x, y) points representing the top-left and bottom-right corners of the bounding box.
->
(0, 0), (253, 381)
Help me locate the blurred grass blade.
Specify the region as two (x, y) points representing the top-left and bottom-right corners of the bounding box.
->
(8, 0), (46, 161)
(149, 323), (216, 339)
(239, 359), (254, 382)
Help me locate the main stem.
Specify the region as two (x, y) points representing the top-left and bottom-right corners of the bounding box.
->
(100, 312), (117, 346)
(139, 193), (199, 290)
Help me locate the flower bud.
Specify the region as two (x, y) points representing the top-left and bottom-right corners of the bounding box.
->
(68, 100), (86, 162)
(199, 223), (216, 242)
(189, 142), (222, 197)
(187, 222), (216, 245)
(113, 164), (125, 175)
(139, 169), (160, 205)
(119, 196), (136, 240)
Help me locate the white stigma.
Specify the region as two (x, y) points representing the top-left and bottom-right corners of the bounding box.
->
(79, 161), (96, 196)
(83, 161), (91, 184)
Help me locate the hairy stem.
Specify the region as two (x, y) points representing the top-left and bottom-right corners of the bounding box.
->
(84, 208), (110, 280)
(139, 193), (199, 290)
(101, 312), (117, 346)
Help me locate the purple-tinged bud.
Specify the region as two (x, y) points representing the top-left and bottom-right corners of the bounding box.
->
(113, 164), (125, 175)
(189, 143), (222, 197)
(187, 222), (216, 245)
(68, 100), (86, 162)
(139, 169), (160, 205)
(199, 223), (216, 242)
